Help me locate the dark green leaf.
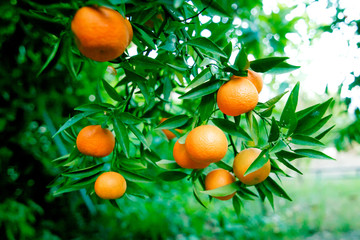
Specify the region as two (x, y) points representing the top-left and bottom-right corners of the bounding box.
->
(53, 111), (100, 137)
(290, 135), (324, 147)
(301, 114), (332, 135)
(214, 161), (232, 171)
(250, 57), (289, 73)
(268, 117), (280, 142)
(244, 149), (269, 176)
(75, 103), (112, 112)
(37, 37), (61, 77)
(234, 47), (249, 71)
(294, 98), (333, 133)
(232, 195), (242, 218)
(294, 149), (335, 160)
(118, 112), (145, 125)
(132, 24), (156, 49)
(264, 177), (292, 201)
(275, 150), (305, 161)
(118, 169), (153, 183)
(266, 62), (300, 74)
(158, 171), (188, 181)
(53, 174), (98, 196)
(166, 63), (188, 72)
(113, 117), (130, 158)
(315, 125), (335, 140)
(258, 183), (274, 209)
(211, 118), (252, 141)
(221, 41), (232, 62)
(188, 68), (213, 88)
(179, 80), (221, 99)
(130, 55), (165, 69)
(62, 163), (104, 178)
(280, 82), (299, 135)
(263, 91), (289, 107)
(102, 79), (123, 102)
(276, 156), (303, 175)
(199, 93), (215, 122)
(156, 115), (189, 129)
(186, 37), (227, 58)
(128, 124), (150, 149)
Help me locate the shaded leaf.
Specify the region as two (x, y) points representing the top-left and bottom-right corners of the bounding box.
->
(179, 80), (221, 99)
(201, 181), (240, 197)
(293, 149), (335, 160)
(62, 163), (105, 178)
(250, 57), (289, 73)
(290, 135), (324, 147)
(158, 171), (188, 181)
(113, 117), (130, 158)
(156, 115), (189, 129)
(186, 37), (227, 58)
(212, 118), (252, 141)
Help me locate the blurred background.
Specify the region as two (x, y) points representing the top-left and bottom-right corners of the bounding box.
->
(1, 0), (360, 239)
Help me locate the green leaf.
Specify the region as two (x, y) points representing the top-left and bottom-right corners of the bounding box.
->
(294, 98), (333, 133)
(280, 82), (300, 135)
(113, 117), (130, 158)
(265, 62), (300, 74)
(186, 37), (227, 58)
(188, 68), (213, 88)
(37, 36), (61, 78)
(258, 105), (274, 117)
(118, 112), (145, 125)
(201, 181), (240, 197)
(268, 117), (280, 142)
(293, 149), (335, 160)
(232, 195), (242, 218)
(166, 63), (188, 72)
(315, 125), (335, 140)
(193, 178), (208, 209)
(263, 91), (289, 107)
(264, 177), (292, 201)
(53, 111), (100, 137)
(53, 174), (99, 196)
(117, 169), (153, 183)
(290, 135), (324, 147)
(156, 160), (181, 170)
(62, 163), (105, 178)
(211, 118), (252, 141)
(244, 149), (269, 176)
(301, 114), (332, 135)
(102, 79), (124, 102)
(276, 156), (303, 175)
(75, 103), (112, 112)
(275, 150), (306, 161)
(214, 161), (233, 172)
(258, 183), (274, 209)
(234, 47), (249, 71)
(199, 93), (215, 122)
(130, 55), (165, 69)
(221, 41), (232, 62)
(128, 124), (150, 149)
(270, 140), (287, 153)
(179, 80), (221, 99)
(156, 115), (189, 129)
(158, 171), (188, 181)
(250, 57), (289, 73)
(132, 24), (156, 49)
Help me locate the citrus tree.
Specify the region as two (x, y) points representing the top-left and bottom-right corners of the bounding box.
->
(40, 0), (336, 214)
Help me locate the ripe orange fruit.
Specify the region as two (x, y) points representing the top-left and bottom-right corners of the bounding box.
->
(124, 18), (133, 45)
(71, 6), (131, 62)
(233, 148), (271, 185)
(76, 125), (115, 157)
(160, 118), (183, 140)
(216, 76), (258, 116)
(205, 169), (236, 200)
(185, 125), (228, 163)
(247, 69), (263, 93)
(173, 140), (209, 169)
(94, 171), (127, 199)
(232, 70), (263, 93)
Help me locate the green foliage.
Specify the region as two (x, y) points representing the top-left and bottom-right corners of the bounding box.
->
(34, 0), (335, 216)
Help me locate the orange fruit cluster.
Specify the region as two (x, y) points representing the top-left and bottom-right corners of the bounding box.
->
(217, 69), (263, 116)
(172, 125), (227, 169)
(71, 6), (133, 62)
